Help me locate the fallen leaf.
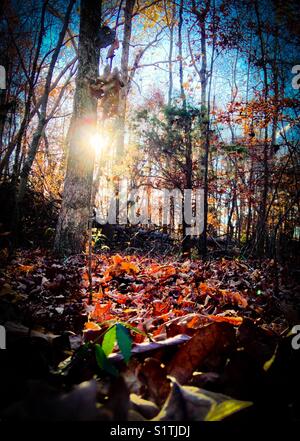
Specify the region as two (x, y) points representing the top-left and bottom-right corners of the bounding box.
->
(130, 394), (159, 419)
(205, 398), (252, 421)
(137, 358), (170, 406)
(18, 265), (35, 273)
(121, 261), (139, 274)
(91, 301), (112, 321)
(108, 334), (191, 362)
(168, 322), (236, 384)
(207, 315), (243, 326)
(84, 321), (101, 331)
(153, 378), (252, 421)
(112, 254), (123, 265)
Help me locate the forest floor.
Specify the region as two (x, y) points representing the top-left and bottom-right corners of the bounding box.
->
(1, 247), (300, 421)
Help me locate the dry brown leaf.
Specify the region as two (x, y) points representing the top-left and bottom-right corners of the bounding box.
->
(130, 393), (159, 419)
(167, 322), (236, 384)
(137, 357), (170, 406)
(108, 334), (191, 362)
(153, 378), (252, 421)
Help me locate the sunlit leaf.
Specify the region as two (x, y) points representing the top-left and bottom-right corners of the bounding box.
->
(84, 321), (101, 331)
(18, 265), (35, 272)
(120, 322), (147, 337)
(95, 343), (118, 376)
(205, 399), (252, 421)
(112, 254), (123, 265)
(91, 301), (112, 321)
(207, 315), (243, 326)
(102, 325), (117, 356)
(263, 344), (278, 372)
(121, 261), (139, 273)
(116, 323), (132, 363)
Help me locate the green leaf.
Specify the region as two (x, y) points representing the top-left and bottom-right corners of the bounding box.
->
(95, 343), (118, 376)
(102, 325), (117, 356)
(119, 322), (147, 337)
(116, 323), (132, 363)
(205, 399), (252, 421)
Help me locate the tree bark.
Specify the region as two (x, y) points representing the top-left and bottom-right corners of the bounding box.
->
(178, 0), (186, 108)
(166, 0), (176, 106)
(54, 0), (101, 256)
(115, 0), (135, 158)
(253, 0), (270, 256)
(192, 0), (212, 258)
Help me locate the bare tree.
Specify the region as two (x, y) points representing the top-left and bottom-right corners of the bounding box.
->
(14, 0), (76, 227)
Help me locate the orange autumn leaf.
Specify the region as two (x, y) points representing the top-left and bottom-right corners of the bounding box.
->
(112, 254), (123, 265)
(133, 332), (146, 343)
(103, 273), (112, 282)
(199, 282), (215, 295)
(219, 289), (248, 308)
(158, 265), (176, 281)
(84, 321), (101, 330)
(91, 301), (112, 321)
(152, 324), (165, 337)
(177, 295), (184, 304)
(120, 261), (139, 274)
(207, 315), (243, 326)
(92, 292), (104, 300)
(18, 265), (35, 272)
(115, 293), (127, 304)
(172, 309), (186, 317)
(147, 264), (162, 274)
(164, 266), (176, 276)
(160, 313), (171, 321)
(187, 315), (205, 329)
(180, 300), (195, 308)
(153, 301), (170, 316)
(82, 271), (89, 281)
(148, 264), (176, 279)
(105, 255), (139, 278)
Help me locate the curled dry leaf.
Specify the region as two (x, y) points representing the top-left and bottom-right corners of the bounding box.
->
(165, 313), (210, 337)
(218, 289), (248, 308)
(168, 322), (236, 384)
(153, 378), (252, 421)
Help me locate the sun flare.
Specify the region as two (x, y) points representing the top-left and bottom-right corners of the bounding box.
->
(89, 132), (108, 155)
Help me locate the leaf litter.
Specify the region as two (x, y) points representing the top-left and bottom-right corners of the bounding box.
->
(1, 250), (300, 421)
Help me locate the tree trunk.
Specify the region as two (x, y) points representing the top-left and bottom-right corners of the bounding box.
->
(54, 0), (101, 256)
(178, 0), (190, 256)
(167, 1), (176, 106)
(192, 0), (212, 258)
(115, 0), (135, 158)
(253, 0), (270, 256)
(178, 0), (186, 108)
